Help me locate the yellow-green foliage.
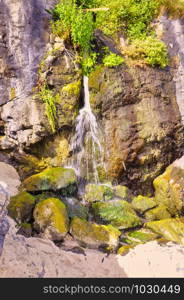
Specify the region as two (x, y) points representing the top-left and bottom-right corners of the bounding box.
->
(39, 84), (58, 133)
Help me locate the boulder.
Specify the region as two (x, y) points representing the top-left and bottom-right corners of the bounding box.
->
(84, 184), (114, 203)
(22, 167), (77, 194)
(113, 185), (131, 201)
(144, 205), (171, 221)
(92, 200), (142, 229)
(153, 156), (184, 215)
(123, 228), (159, 244)
(62, 198), (88, 220)
(70, 217), (121, 250)
(145, 218), (184, 245)
(7, 192), (35, 224)
(33, 198), (69, 241)
(131, 195), (156, 214)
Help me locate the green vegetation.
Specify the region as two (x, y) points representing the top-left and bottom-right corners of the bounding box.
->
(50, 0), (172, 70)
(39, 84), (58, 133)
(103, 53), (124, 67)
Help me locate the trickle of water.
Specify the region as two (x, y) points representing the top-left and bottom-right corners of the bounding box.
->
(69, 76), (105, 183)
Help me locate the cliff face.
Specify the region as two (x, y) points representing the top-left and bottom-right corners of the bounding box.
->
(0, 0), (184, 194)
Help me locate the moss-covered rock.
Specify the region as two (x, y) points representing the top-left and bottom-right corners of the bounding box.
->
(92, 200), (142, 229)
(125, 228), (159, 244)
(70, 217), (121, 250)
(131, 195), (156, 213)
(22, 167), (77, 194)
(33, 198), (69, 241)
(113, 185), (131, 201)
(153, 163), (184, 216)
(62, 197), (88, 220)
(84, 184), (114, 203)
(7, 192), (36, 223)
(144, 204), (171, 221)
(117, 245), (134, 255)
(145, 218), (184, 245)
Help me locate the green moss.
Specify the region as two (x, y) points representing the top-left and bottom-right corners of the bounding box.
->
(117, 245), (134, 255)
(62, 80), (81, 97)
(70, 217), (121, 249)
(125, 228), (159, 243)
(89, 65), (105, 91)
(22, 167), (77, 193)
(103, 53), (124, 67)
(7, 192), (36, 224)
(92, 200), (142, 229)
(144, 204), (171, 221)
(34, 197), (69, 241)
(84, 184), (114, 203)
(145, 218), (184, 245)
(114, 185), (131, 201)
(132, 195), (156, 213)
(153, 165), (184, 216)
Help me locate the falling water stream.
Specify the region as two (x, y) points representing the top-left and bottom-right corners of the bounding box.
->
(69, 76), (105, 184)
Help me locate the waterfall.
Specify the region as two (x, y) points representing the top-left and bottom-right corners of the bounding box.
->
(69, 76), (105, 183)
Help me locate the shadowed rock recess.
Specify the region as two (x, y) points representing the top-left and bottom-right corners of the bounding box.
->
(1, 0), (184, 278)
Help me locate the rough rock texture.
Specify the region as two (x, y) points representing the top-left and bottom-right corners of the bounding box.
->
(117, 241), (184, 278)
(89, 64), (184, 193)
(153, 156), (184, 216)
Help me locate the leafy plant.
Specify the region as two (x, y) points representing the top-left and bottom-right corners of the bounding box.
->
(39, 84), (57, 133)
(103, 53), (124, 67)
(81, 52), (97, 75)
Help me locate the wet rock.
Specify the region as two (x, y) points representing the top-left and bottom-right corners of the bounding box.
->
(131, 195), (156, 214)
(70, 217), (121, 250)
(7, 192), (36, 224)
(89, 64), (184, 194)
(84, 184), (114, 203)
(62, 198), (88, 220)
(145, 218), (184, 245)
(92, 200), (142, 229)
(33, 198), (69, 241)
(22, 167), (77, 194)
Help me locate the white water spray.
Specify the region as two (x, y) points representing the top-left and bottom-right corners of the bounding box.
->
(70, 76), (104, 183)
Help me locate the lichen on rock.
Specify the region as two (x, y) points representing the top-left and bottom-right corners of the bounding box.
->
(33, 197), (69, 241)
(7, 192), (36, 224)
(70, 217), (121, 250)
(22, 167), (77, 194)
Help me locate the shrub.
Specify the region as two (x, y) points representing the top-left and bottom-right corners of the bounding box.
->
(103, 53), (124, 67)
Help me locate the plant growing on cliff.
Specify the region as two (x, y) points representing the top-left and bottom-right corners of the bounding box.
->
(39, 84), (57, 133)
(103, 52), (124, 67)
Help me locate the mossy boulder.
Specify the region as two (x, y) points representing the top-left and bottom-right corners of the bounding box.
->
(62, 197), (88, 220)
(33, 198), (69, 241)
(124, 228), (159, 244)
(132, 195), (156, 214)
(70, 217), (121, 250)
(22, 167), (77, 194)
(84, 184), (114, 203)
(153, 160), (184, 215)
(92, 200), (142, 229)
(144, 204), (171, 221)
(113, 185), (131, 201)
(145, 218), (184, 245)
(7, 191), (36, 223)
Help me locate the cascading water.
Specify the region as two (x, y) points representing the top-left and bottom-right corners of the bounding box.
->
(69, 76), (105, 184)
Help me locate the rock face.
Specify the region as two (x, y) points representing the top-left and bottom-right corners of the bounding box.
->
(89, 64), (184, 193)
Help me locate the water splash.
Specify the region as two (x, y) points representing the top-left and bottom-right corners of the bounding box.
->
(69, 76), (105, 183)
